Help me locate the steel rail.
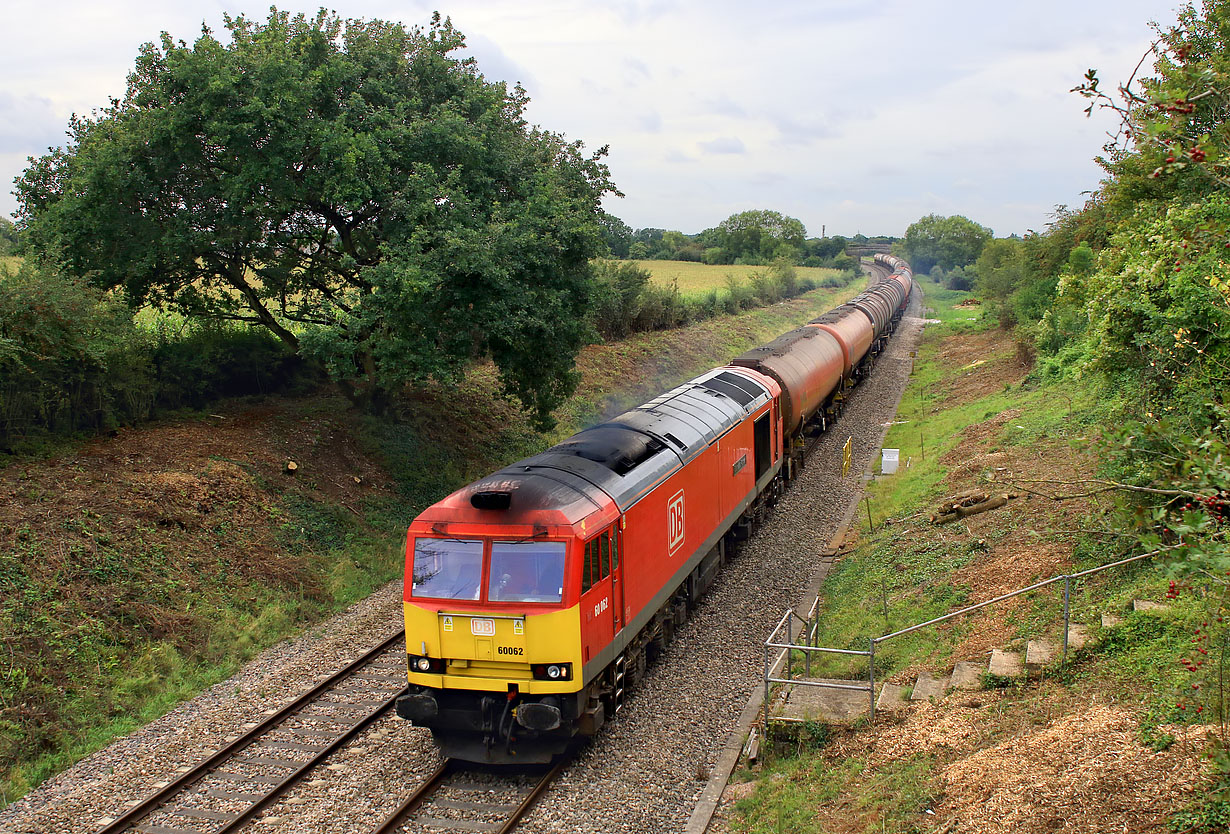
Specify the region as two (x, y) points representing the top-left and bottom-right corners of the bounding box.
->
(371, 756), (566, 834)
(369, 760), (453, 834)
(498, 756), (568, 834)
(96, 628), (406, 834)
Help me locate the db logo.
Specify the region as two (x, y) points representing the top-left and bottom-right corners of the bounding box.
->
(667, 490), (685, 555)
(470, 618), (495, 636)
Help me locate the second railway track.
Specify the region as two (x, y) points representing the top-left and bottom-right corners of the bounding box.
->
(96, 629), (408, 834)
(372, 758), (566, 834)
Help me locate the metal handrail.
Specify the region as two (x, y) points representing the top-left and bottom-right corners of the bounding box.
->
(762, 549), (1158, 729)
(762, 610), (874, 729)
(871, 550), (1156, 645)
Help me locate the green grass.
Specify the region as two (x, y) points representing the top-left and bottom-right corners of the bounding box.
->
(733, 753), (938, 833)
(798, 283), (1178, 680)
(0, 514), (403, 805)
(631, 259), (842, 297)
(734, 282), (1224, 833)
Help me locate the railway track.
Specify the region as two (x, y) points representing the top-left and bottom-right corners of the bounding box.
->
(372, 757), (566, 834)
(95, 629), (408, 834)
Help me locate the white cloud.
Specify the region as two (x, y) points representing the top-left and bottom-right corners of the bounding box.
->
(698, 136), (746, 155)
(0, 0), (1182, 236)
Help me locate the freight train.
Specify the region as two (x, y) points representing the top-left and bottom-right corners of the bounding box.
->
(395, 254), (913, 762)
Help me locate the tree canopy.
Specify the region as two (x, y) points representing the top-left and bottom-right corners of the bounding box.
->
(16, 9), (615, 424)
(703, 209), (807, 264)
(900, 214), (992, 274)
(0, 217), (20, 255)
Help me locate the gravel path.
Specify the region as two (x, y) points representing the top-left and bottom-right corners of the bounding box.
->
(0, 291), (925, 834)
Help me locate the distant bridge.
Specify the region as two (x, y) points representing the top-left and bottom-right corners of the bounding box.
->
(844, 243), (893, 257)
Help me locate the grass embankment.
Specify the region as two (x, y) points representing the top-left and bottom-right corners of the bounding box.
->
(634, 259), (841, 297)
(728, 280), (1216, 833)
(0, 282), (859, 807)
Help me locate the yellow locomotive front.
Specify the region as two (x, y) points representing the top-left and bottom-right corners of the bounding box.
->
(395, 471), (619, 763)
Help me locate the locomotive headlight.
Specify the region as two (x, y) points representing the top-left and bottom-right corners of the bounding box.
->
(532, 663), (571, 681)
(415, 657), (432, 672)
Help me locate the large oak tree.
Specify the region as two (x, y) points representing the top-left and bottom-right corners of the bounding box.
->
(17, 9), (615, 424)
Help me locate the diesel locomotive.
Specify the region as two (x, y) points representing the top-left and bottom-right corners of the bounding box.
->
(394, 254), (913, 762)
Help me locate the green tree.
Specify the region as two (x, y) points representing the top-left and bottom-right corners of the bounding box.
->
(0, 217), (20, 256)
(599, 212), (633, 258)
(974, 238), (1026, 325)
(901, 214), (992, 273)
(711, 210), (807, 264)
(1074, 0), (1230, 199)
(16, 9), (614, 425)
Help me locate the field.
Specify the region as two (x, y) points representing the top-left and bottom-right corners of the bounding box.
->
(630, 259), (842, 296)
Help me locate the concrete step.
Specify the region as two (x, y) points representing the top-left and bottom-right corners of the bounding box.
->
(950, 660), (985, 691)
(1133, 599), (1170, 613)
(772, 678), (873, 723)
(1025, 638), (1057, 671)
(1066, 623), (1091, 651)
(1101, 612), (1122, 629)
(910, 672), (949, 701)
(989, 649), (1024, 678)
(876, 682), (909, 712)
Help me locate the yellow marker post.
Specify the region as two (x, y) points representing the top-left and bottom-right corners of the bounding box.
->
(842, 436), (852, 477)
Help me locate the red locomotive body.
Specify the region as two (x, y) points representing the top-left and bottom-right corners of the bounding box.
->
(397, 367), (783, 762)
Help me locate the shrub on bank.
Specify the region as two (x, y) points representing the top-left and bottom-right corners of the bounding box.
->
(0, 264), (314, 451)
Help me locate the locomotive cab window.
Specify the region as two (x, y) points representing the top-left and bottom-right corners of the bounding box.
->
(411, 538), (483, 600)
(488, 541), (565, 603)
(582, 529), (615, 594)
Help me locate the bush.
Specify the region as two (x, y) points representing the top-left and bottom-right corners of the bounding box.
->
(723, 275), (755, 312)
(0, 264), (154, 449)
(152, 326), (315, 410)
(589, 260), (653, 338)
(588, 256), (821, 341)
(944, 267), (974, 291)
(0, 263), (315, 451)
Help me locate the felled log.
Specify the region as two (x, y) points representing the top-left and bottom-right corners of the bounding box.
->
(935, 491), (988, 515)
(932, 493), (1017, 524)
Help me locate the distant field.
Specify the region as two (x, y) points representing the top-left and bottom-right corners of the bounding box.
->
(0, 255), (22, 273)
(629, 259), (843, 296)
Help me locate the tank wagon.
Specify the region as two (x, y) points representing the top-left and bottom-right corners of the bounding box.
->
(396, 256), (914, 762)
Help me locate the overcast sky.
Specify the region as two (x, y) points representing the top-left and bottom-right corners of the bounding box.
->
(2, 0), (1180, 238)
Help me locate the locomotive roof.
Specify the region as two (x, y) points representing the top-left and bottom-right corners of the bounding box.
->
(445, 367), (774, 523)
